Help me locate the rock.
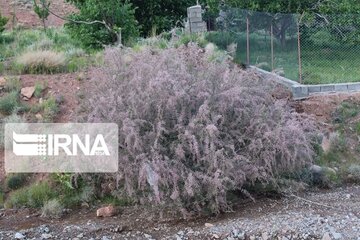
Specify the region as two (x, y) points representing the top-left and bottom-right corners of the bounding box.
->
(0, 77), (6, 87)
(261, 232), (269, 240)
(76, 233), (84, 238)
(14, 232), (25, 239)
(41, 233), (53, 239)
(35, 113), (43, 120)
(332, 232), (342, 239)
(96, 205), (118, 217)
(55, 94), (65, 104)
(310, 164), (323, 174)
(21, 86), (35, 99)
(212, 233), (220, 239)
(322, 233), (331, 240)
(205, 223), (214, 228)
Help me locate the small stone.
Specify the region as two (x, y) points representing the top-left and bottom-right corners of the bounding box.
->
(205, 223), (214, 228)
(41, 233), (53, 239)
(35, 113), (43, 120)
(332, 232), (342, 239)
(96, 205), (118, 217)
(14, 232), (25, 239)
(262, 232), (269, 240)
(76, 233), (84, 238)
(21, 87), (35, 99)
(144, 234), (152, 239)
(55, 94), (65, 104)
(322, 233), (331, 240)
(212, 233), (220, 239)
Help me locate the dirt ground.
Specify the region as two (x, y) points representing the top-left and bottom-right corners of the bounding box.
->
(0, 0), (76, 29)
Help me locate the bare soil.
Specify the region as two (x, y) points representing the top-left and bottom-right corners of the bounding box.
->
(1, 0), (76, 29)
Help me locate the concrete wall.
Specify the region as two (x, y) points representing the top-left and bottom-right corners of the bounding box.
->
(251, 67), (360, 100)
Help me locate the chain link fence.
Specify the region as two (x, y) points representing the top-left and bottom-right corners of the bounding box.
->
(207, 8), (360, 85)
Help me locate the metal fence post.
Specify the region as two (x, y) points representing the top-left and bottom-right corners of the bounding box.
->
(297, 15), (303, 84)
(271, 23), (274, 71)
(246, 16), (250, 65)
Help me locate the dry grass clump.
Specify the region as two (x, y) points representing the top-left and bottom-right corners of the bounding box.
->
(41, 199), (63, 218)
(86, 44), (317, 215)
(17, 50), (66, 74)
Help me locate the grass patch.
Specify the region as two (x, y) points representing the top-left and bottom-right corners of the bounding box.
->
(0, 28), (98, 74)
(4, 76), (21, 92)
(34, 81), (46, 98)
(5, 182), (55, 209)
(6, 174), (27, 190)
(41, 199), (63, 218)
(0, 91), (20, 114)
(16, 50), (66, 74)
(30, 96), (59, 122)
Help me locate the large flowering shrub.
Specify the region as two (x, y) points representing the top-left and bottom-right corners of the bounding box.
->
(87, 44), (316, 214)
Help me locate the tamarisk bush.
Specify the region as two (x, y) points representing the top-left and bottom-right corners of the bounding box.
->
(87, 44), (316, 214)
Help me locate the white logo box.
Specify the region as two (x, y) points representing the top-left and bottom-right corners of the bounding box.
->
(5, 123), (118, 173)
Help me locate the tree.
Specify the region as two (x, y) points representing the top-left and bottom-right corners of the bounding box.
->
(33, 0), (50, 31)
(129, 0), (194, 36)
(65, 0), (139, 49)
(0, 11), (8, 33)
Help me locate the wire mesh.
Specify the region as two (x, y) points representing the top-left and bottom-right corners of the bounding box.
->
(211, 9), (360, 84)
(213, 9), (300, 81)
(300, 13), (360, 84)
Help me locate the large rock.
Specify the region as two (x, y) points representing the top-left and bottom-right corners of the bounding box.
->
(21, 86), (35, 99)
(96, 205), (118, 217)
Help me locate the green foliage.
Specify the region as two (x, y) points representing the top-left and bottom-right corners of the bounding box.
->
(0, 91), (20, 115)
(6, 182), (55, 208)
(66, 0), (139, 49)
(34, 82), (46, 98)
(6, 174), (27, 190)
(5, 77), (21, 92)
(33, 0), (50, 30)
(333, 101), (360, 124)
(42, 96), (59, 122)
(0, 189), (4, 207)
(129, 0), (194, 36)
(0, 11), (8, 33)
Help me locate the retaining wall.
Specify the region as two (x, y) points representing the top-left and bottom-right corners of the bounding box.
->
(252, 67), (360, 100)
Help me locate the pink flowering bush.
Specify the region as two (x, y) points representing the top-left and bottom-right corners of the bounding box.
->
(87, 44), (316, 214)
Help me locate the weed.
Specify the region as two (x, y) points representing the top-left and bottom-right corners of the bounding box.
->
(5, 76), (21, 92)
(5, 182), (55, 209)
(17, 50), (66, 74)
(6, 174), (27, 190)
(0, 91), (20, 115)
(42, 96), (59, 122)
(34, 82), (46, 98)
(41, 199), (63, 218)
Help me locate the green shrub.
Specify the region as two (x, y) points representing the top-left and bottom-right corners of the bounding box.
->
(0, 113), (25, 148)
(5, 76), (21, 92)
(6, 174), (27, 190)
(5, 187), (28, 208)
(34, 82), (46, 98)
(6, 182), (55, 208)
(42, 96), (59, 122)
(0, 189), (4, 208)
(0, 12), (8, 33)
(41, 199), (63, 218)
(0, 91), (20, 115)
(66, 0), (139, 49)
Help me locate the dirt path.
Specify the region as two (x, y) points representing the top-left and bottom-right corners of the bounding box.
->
(0, 185), (359, 239)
